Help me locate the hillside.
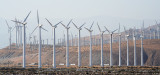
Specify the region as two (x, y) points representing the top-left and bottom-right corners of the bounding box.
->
(0, 39), (160, 67)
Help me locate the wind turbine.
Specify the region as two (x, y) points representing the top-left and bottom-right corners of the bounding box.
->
(149, 26), (152, 39)
(155, 20), (160, 39)
(13, 18), (18, 48)
(97, 23), (107, 67)
(72, 21), (85, 67)
(84, 22), (94, 67)
(5, 20), (12, 50)
(118, 23), (121, 66)
(45, 18), (62, 68)
(140, 21), (144, 66)
(104, 26), (117, 66)
(133, 27), (137, 66)
(61, 19), (72, 67)
(31, 10), (48, 68)
(154, 31), (156, 39)
(11, 11), (31, 68)
(124, 26), (129, 66)
(29, 34), (32, 50)
(14, 18), (18, 48)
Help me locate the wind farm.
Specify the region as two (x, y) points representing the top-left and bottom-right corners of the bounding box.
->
(0, 0), (160, 74)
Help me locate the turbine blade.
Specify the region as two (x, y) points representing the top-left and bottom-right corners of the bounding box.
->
(90, 21), (94, 29)
(141, 21), (144, 33)
(14, 18), (19, 25)
(79, 22), (86, 28)
(118, 23), (120, 33)
(84, 27), (90, 32)
(97, 22), (101, 32)
(11, 20), (22, 24)
(112, 29), (118, 33)
(104, 26), (110, 33)
(37, 10), (39, 25)
(61, 23), (67, 28)
(12, 26), (16, 32)
(45, 18), (53, 27)
(72, 22), (78, 29)
(5, 20), (10, 28)
(41, 27), (48, 32)
(155, 20), (158, 25)
(143, 20), (144, 29)
(123, 26), (126, 34)
(67, 19), (72, 27)
(54, 21), (62, 27)
(31, 26), (38, 35)
(23, 11), (31, 22)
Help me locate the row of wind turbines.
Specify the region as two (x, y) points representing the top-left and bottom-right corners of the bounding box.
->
(5, 11), (160, 68)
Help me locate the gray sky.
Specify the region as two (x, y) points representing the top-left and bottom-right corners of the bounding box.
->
(0, 0), (160, 48)
(0, 0), (160, 19)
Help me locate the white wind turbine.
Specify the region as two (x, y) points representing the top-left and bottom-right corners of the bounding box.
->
(45, 18), (62, 68)
(12, 11), (31, 68)
(118, 23), (121, 66)
(84, 22), (94, 67)
(140, 21), (144, 66)
(149, 26), (152, 39)
(14, 18), (18, 48)
(61, 20), (72, 67)
(5, 20), (12, 50)
(124, 26), (129, 66)
(97, 23), (107, 67)
(155, 20), (160, 39)
(104, 26), (117, 66)
(133, 27), (137, 66)
(31, 10), (48, 68)
(72, 21), (85, 67)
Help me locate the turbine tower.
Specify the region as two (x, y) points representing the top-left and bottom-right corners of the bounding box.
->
(12, 11), (31, 68)
(124, 26), (129, 66)
(46, 18), (62, 68)
(104, 26), (117, 66)
(118, 23), (121, 66)
(141, 21), (144, 66)
(5, 20), (12, 50)
(31, 10), (48, 68)
(133, 27), (137, 66)
(72, 21), (85, 67)
(149, 26), (152, 39)
(61, 20), (72, 67)
(97, 23), (106, 67)
(155, 20), (160, 39)
(84, 22), (94, 67)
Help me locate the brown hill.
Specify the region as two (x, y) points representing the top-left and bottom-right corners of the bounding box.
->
(0, 39), (160, 67)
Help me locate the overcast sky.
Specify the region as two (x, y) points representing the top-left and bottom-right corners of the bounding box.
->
(0, 0), (160, 19)
(0, 0), (160, 48)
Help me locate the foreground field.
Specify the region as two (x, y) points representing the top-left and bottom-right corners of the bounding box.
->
(0, 66), (160, 74)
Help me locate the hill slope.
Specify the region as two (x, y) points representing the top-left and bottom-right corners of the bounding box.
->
(0, 39), (160, 67)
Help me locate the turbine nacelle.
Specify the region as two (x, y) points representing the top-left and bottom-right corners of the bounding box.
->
(85, 22), (94, 32)
(104, 26), (117, 34)
(97, 23), (107, 34)
(22, 22), (27, 25)
(140, 35), (144, 38)
(38, 24), (42, 27)
(126, 35), (129, 37)
(61, 20), (72, 30)
(84, 27), (93, 32)
(66, 27), (70, 29)
(72, 21), (85, 31)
